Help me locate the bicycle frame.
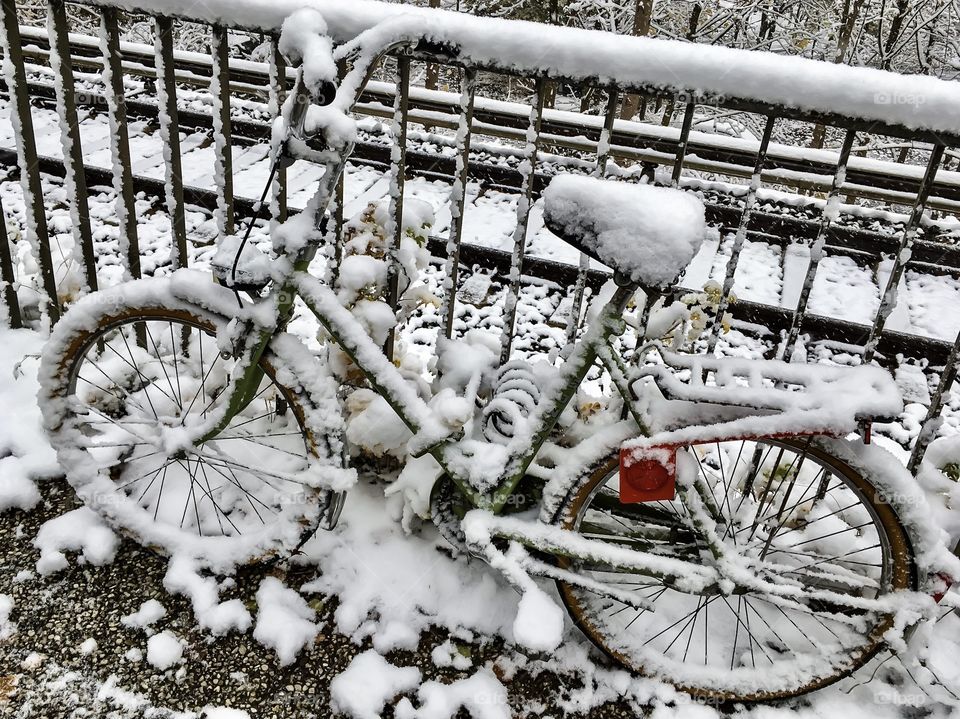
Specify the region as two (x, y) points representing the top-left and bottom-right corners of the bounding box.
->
(189, 26), (680, 514)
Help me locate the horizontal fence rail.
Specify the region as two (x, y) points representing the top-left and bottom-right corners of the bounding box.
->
(0, 0), (958, 472)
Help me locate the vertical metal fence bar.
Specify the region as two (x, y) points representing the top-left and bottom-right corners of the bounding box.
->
(670, 101), (697, 186)
(154, 15), (188, 269)
(778, 127), (857, 360)
(99, 7), (141, 280)
(862, 143), (945, 365)
(268, 37), (288, 225)
(440, 68), (476, 342)
(48, 0), (97, 295)
(211, 24), (235, 236)
(330, 173), (344, 283)
(0, 0), (59, 324)
(0, 194), (21, 327)
(384, 56), (411, 362)
(907, 327), (960, 473)
(500, 77), (547, 365)
(565, 88), (618, 347)
(705, 115), (776, 353)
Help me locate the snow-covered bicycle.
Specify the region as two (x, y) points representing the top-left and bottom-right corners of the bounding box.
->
(38, 9), (957, 703)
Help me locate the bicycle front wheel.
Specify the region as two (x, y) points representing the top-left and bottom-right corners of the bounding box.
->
(40, 288), (334, 565)
(551, 436), (918, 702)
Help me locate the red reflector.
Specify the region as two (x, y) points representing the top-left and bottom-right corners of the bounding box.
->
(619, 446), (677, 503)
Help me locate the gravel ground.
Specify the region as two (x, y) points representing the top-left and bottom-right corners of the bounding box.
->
(0, 478), (647, 718)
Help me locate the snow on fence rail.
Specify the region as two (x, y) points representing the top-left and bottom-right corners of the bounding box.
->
(0, 0), (958, 470)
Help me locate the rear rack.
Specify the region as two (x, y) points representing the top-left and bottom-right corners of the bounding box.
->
(635, 345), (902, 423)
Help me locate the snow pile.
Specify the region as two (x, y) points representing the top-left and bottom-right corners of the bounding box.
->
(33, 507), (119, 575)
(330, 650), (421, 719)
(300, 481), (520, 653)
(202, 708), (252, 719)
(0, 332), (58, 511)
(121, 600), (167, 633)
(543, 176), (705, 287)
(253, 576), (320, 665)
(78, 638), (98, 655)
(146, 630), (185, 670)
(0, 594), (15, 640)
(396, 669), (510, 719)
(163, 555), (252, 636)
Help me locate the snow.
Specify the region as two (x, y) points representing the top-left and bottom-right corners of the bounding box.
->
(202, 709), (252, 719)
(33, 507), (119, 575)
(77, 0), (960, 139)
(543, 176), (705, 287)
(164, 555), (252, 635)
(397, 669), (510, 719)
(329, 650), (421, 719)
(146, 630), (185, 670)
(121, 599), (167, 632)
(79, 638), (98, 655)
(252, 576), (319, 665)
(0, 594), (15, 640)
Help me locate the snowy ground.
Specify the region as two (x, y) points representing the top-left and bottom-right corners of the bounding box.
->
(1, 79), (960, 717)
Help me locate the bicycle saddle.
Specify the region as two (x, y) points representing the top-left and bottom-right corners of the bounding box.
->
(542, 175), (705, 289)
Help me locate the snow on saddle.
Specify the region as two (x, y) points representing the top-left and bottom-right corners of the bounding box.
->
(542, 175), (706, 289)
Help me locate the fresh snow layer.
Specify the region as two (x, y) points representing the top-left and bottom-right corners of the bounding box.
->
(330, 650), (422, 719)
(543, 176), (705, 287)
(77, 0), (960, 137)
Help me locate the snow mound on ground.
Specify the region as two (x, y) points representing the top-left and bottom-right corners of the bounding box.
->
(301, 482), (519, 652)
(146, 631), (185, 670)
(33, 507), (119, 575)
(202, 708), (252, 719)
(0, 332), (59, 511)
(394, 669), (510, 719)
(330, 649), (421, 719)
(0, 594), (15, 640)
(253, 576), (319, 665)
(121, 600), (167, 632)
(163, 555), (251, 636)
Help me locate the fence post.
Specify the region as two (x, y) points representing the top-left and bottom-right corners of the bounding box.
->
(862, 143), (945, 365)
(47, 0), (97, 296)
(211, 24), (235, 237)
(565, 88), (619, 347)
(384, 56), (411, 363)
(907, 327), (960, 473)
(439, 68), (477, 342)
(99, 6), (141, 279)
(0, 194), (21, 328)
(154, 15), (188, 269)
(778, 127), (857, 360)
(0, 0), (60, 324)
(500, 77), (548, 364)
(705, 115), (776, 353)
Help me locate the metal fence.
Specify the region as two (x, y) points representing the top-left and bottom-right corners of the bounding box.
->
(1, 0), (959, 471)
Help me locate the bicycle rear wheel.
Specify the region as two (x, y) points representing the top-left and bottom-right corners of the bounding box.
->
(551, 436), (918, 702)
(40, 292), (334, 565)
